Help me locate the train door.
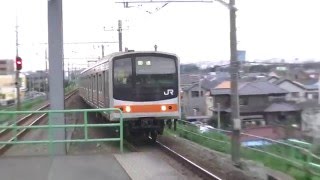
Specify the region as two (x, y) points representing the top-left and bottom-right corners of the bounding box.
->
(91, 75), (94, 103)
(104, 70), (109, 108)
(86, 77), (89, 100)
(102, 71), (106, 107)
(98, 73), (102, 107)
(96, 73), (99, 106)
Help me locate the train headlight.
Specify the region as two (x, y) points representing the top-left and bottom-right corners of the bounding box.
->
(125, 106), (131, 113)
(161, 105), (167, 111)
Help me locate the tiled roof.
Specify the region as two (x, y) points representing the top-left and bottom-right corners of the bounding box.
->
(211, 81), (288, 95)
(273, 79), (306, 90)
(264, 102), (301, 112)
(215, 81), (230, 89)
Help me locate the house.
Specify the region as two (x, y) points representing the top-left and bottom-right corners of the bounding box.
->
(266, 76), (280, 83)
(273, 79), (307, 102)
(26, 71), (48, 92)
(268, 77), (319, 102)
(0, 74), (27, 106)
(304, 69), (319, 79)
(180, 74), (201, 90)
(299, 101), (320, 140)
(270, 67), (319, 86)
(0, 59), (14, 75)
(181, 76), (227, 117)
(210, 80), (301, 129)
(304, 82), (319, 100)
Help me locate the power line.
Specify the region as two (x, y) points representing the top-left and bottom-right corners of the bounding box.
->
(40, 41), (118, 45)
(115, 0), (235, 10)
(116, 0), (214, 4)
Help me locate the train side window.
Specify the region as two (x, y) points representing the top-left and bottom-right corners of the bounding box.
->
(113, 58), (132, 86)
(99, 74), (102, 92)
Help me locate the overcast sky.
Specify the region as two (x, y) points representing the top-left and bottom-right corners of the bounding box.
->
(1, 0), (320, 71)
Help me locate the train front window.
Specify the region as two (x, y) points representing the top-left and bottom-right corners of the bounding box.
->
(135, 57), (176, 87)
(113, 55), (178, 101)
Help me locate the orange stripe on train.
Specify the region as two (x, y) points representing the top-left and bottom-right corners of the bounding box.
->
(114, 104), (178, 113)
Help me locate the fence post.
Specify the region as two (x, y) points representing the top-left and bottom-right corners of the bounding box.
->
(84, 111), (88, 141)
(120, 109), (123, 153)
(48, 111), (53, 156)
(13, 113), (18, 141)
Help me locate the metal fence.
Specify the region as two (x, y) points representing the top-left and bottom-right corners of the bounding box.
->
(0, 108), (124, 154)
(168, 119), (320, 179)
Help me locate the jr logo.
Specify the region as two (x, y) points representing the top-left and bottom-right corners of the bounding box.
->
(164, 89), (174, 96)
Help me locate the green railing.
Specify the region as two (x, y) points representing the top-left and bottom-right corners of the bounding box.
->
(166, 119), (320, 180)
(0, 97), (46, 123)
(0, 108), (123, 153)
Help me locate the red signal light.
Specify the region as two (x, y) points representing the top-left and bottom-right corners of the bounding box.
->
(16, 56), (22, 71)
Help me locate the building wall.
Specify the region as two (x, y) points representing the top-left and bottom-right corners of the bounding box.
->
(182, 86), (207, 116)
(26, 71), (48, 92)
(213, 95), (230, 109)
(305, 90), (318, 100)
(302, 107), (320, 139)
(247, 95), (268, 107)
(0, 74), (26, 106)
(0, 75), (15, 87)
(205, 96), (213, 116)
(0, 59), (14, 75)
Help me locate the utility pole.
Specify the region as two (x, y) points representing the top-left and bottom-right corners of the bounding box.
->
(101, 44), (105, 58)
(15, 17), (21, 111)
(118, 20), (123, 52)
(118, 0), (241, 165)
(68, 62), (70, 81)
(229, 0), (241, 165)
(48, 0), (66, 155)
(45, 49), (49, 100)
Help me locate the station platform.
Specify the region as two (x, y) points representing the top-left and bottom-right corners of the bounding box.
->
(0, 152), (186, 180)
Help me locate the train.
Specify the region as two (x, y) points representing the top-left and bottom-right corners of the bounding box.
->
(78, 51), (181, 140)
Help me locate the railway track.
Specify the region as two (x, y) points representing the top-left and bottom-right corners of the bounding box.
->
(156, 140), (222, 180)
(0, 89), (78, 155)
(124, 137), (222, 180)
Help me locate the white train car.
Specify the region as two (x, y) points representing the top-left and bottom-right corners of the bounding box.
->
(78, 51), (181, 140)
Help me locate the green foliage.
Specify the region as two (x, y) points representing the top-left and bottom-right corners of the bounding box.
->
(180, 64), (199, 74)
(166, 122), (320, 180)
(0, 98), (44, 123)
(249, 65), (269, 73)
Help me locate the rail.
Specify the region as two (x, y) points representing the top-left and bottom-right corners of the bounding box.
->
(0, 108), (124, 154)
(166, 119), (320, 179)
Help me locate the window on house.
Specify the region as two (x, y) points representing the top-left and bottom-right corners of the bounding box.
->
(239, 97), (248, 105)
(278, 113), (286, 121)
(191, 91), (203, 97)
(291, 92), (299, 98)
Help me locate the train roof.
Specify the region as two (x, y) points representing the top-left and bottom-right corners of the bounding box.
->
(80, 51), (178, 75)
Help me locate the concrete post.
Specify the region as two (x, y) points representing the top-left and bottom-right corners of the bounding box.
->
(48, 0), (66, 155)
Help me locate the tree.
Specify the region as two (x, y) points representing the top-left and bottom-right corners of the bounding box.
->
(180, 64), (200, 74)
(249, 65), (269, 73)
